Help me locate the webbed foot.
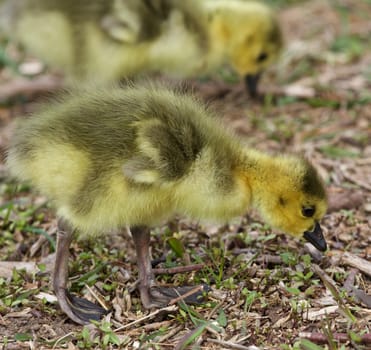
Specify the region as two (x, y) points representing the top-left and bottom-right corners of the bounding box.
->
(54, 219), (109, 325)
(54, 288), (108, 324)
(131, 225), (210, 310)
(141, 284), (210, 309)
(66, 291), (108, 323)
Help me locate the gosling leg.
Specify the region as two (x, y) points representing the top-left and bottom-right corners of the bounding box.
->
(53, 218), (108, 324)
(131, 226), (208, 308)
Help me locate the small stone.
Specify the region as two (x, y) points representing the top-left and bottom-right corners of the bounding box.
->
(364, 202), (371, 213)
(19, 60), (45, 76)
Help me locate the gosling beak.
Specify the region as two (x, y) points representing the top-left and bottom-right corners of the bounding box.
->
(245, 72), (261, 98)
(303, 222), (327, 252)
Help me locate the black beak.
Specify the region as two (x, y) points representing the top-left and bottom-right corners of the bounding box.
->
(303, 222), (327, 252)
(245, 73), (261, 98)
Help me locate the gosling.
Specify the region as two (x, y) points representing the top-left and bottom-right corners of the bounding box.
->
(0, 0), (283, 96)
(7, 83), (327, 325)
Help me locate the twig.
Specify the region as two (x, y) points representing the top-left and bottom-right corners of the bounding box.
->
(153, 263), (204, 275)
(29, 224), (57, 258)
(299, 332), (371, 345)
(85, 285), (109, 311)
(311, 264), (356, 323)
(341, 252), (371, 277)
(0, 75), (63, 102)
(343, 268), (371, 307)
(206, 338), (258, 350)
(340, 166), (371, 191)
(168, 285), (205, 305)
(206, 300), (228, 320)
(175, 325), (207, 350)
(114, 305), (177, 332)
(157, 325), (184, 344)
(343, 268), (358, 292)
(355, 158), (371, 166)
(256, 255), (283, 265)
(52, 332), (74, 350)
(303, 243), (324, 262)
(232, 250), (282, 265)
(141, 320), (172, 331)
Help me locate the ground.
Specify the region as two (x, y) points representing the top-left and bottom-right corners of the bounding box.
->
(0, 0), (370, 349)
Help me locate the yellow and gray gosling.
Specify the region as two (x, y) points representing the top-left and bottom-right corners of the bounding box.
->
(0, 0), (282, 96)
(7, 84), (327, 325)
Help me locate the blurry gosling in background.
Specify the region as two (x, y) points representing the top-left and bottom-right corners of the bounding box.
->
(7, 83), (327, 325)
(0, 0), (283, 96)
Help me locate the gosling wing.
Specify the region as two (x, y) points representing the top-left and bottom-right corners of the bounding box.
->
(123, 117), (204, 185)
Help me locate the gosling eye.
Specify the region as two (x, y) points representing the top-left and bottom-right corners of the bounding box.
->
(257, 52), (268, 62)
(302, 206), (315, 218)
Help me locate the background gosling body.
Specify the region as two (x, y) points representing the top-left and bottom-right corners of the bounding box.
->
(0, 0), (282, 95)
(7, 84), (327, 324)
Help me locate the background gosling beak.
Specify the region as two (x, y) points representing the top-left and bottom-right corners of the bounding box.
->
(245, 73), (261, 97)
(303, 222), (327, 252)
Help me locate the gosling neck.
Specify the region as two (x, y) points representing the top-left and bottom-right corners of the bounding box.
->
(238, 149), (283, 210)
(202, 5), (231, 70)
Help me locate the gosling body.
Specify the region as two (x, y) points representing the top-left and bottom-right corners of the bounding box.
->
(7, 85), (326, 237)
(1, 0), (282, 94)
(7, 84), (327, 324)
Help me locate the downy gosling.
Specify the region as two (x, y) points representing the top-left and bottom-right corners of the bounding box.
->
(7, 84), (327, 325)
(0, 0), (282, 96)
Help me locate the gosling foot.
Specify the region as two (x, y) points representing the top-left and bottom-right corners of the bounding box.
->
(66, 291), (108, 323)
(55, 288), (108, 324)
(54, 219), (109, 325)
(131, 225), (209, 310)
(140, 284), (210, 309)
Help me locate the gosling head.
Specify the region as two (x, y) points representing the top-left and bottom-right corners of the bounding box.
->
(253, 156), (327, 251)
(209, 1), (282, 96)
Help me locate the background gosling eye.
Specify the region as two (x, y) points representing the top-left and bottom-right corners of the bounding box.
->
(257, 52), (268, 62)
(302, 206), (315, 217)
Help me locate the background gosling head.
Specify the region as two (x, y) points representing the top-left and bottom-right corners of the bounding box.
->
(208, 0), (283, 96)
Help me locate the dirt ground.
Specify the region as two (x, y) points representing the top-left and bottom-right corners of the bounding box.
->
(0, 0), (370, 349)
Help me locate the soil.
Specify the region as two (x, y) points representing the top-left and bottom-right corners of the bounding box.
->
(0, 0), (370, 349)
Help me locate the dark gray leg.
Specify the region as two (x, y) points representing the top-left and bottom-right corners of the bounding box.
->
(131, 226), (160, 308)
(131, 226), (209, 308)
(53, 218), (108, 324)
